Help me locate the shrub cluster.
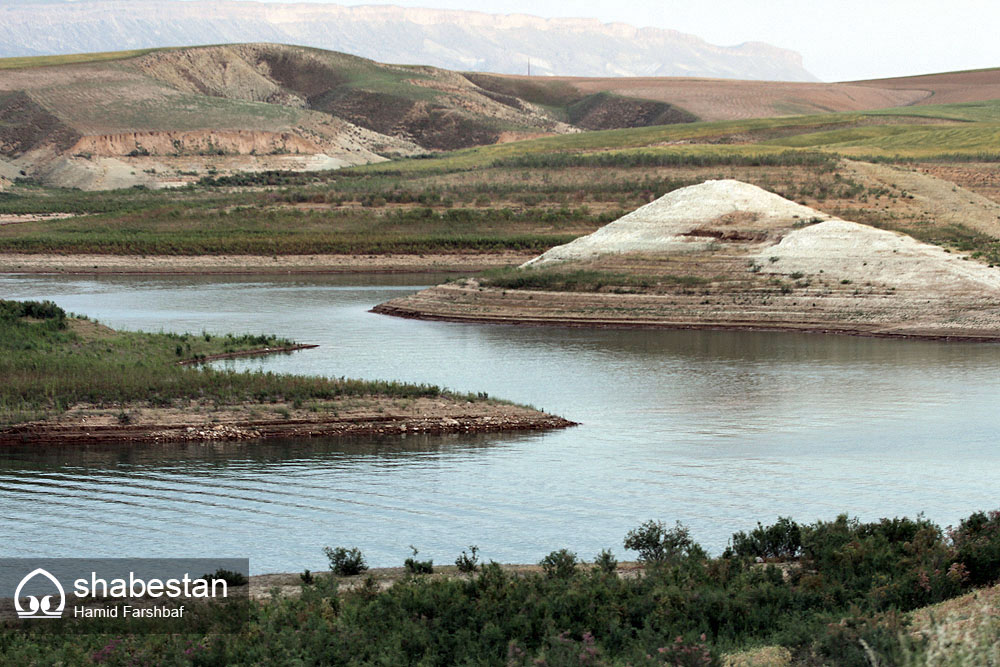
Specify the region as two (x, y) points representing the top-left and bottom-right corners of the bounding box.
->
(324, 546), (368, 576)
(0, 299), (66, 326)
(491, 150), (838, 170)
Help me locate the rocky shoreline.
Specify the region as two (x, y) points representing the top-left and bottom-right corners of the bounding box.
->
(0, 401), (576, 446)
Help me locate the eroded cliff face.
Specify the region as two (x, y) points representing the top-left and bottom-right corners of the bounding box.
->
(69, 129), (323, 157)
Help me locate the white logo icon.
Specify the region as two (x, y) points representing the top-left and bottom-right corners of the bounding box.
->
(14, 568), (66, 619)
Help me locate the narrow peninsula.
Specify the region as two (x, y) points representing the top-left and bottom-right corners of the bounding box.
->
(0, 300), (573, 444)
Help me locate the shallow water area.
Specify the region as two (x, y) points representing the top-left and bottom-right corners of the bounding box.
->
(1, 273), (998, 572)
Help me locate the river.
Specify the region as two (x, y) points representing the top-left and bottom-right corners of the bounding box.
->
(1, 273), (998, 573)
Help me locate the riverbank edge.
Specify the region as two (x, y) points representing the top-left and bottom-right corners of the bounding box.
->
(175, 344), (319, 365)
(0, 407), (576, 446)
(0, 252), (535, 275)
(371, 303), (1000, 344)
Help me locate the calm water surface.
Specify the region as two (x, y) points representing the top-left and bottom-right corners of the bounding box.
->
(1, 274), (998, 572)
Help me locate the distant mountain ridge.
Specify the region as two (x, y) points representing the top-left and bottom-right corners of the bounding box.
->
(0, 0), (818, 81)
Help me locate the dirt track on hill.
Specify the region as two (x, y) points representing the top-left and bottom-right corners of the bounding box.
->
(504, 75), (929, 121)
(843, 160), (1000, 238)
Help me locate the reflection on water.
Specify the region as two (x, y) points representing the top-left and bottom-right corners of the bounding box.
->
(1, 274), (999, 572)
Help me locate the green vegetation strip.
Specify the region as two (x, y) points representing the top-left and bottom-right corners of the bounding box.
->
(0, 48), (163, 70)
(0, 204), (597, 255)
(4, 510), (999, 664)
(349, 99), (1000, 173)
(478, 267), (709, 292)
(0, 300), (451, 426)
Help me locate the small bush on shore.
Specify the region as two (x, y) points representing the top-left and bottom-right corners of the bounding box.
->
(624, 520), (703, 565)
(324, 546), (368, 576)
(950, 510), (1000, 587)
(202, 568), (248, 587)
(729, 516), (802, 560)
(404, 546), (433, 575)
(594, 548), (618, 574)
(540, 548), (578, 578)
(455, 545), (480, 573)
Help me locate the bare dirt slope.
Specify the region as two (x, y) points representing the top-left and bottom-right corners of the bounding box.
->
(852, 67), (1000, 106)
(499, 75), (930, 121)
(375, 180), (1000, 340)
(843, 160), (1000, 238)
(0, 252), (535, 275)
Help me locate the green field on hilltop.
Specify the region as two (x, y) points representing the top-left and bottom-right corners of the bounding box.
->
(353, 99), (1000, 173)
(0, 48), (163, 70)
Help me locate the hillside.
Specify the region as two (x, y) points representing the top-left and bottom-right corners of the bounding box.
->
(3, 42), (998, 191)
(488, 74), (930, 122)
(0, 43), (717, 189)
(0, 0), (817, 81)
(484, 66), (1000, 122)
(853, 67), (1000, 106)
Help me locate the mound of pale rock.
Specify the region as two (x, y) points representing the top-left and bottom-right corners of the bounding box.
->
(759, 218), (1000, 293)
(524, 179), (829, 266)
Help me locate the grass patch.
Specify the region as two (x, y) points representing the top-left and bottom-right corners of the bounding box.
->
(0, 205), (597, 255)
(0, 48), (163, 70)
(478, 266), (708, 292)
(490, 149), (838, 170)
(866, 219), (1000, 266)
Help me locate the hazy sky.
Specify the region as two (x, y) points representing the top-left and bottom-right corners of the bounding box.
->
(229, 0), (1000, 81)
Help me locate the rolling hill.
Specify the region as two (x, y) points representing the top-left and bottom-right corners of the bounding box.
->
(0, 42), (997, 190)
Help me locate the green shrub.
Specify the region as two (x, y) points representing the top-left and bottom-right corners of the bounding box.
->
(540, 549), (578, 578)
(324, 546), (368, 576)
(404, 546), (433, 575)
(950, 510), (1000, 587)
(455, 545), (480, 573)
(594, 548), (618, 574)
(201, 568), (248, 587)
(0, 299), (66, 327)
(624, 520), (702, 564)
(729, 517), (802, 561)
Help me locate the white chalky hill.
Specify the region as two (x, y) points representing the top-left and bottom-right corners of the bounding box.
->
(524, 179), (1000, 294)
